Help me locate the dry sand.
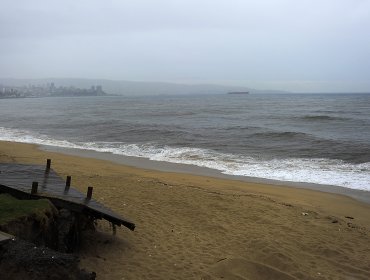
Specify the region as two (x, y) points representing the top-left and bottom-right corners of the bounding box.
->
(1, 141), (370, 280)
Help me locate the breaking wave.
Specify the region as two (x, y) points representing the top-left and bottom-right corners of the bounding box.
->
(1, 126), (369, 191)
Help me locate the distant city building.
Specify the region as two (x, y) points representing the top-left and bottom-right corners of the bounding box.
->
(0, 83), (107, 99)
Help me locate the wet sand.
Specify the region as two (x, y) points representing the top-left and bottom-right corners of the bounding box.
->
(1, 141), (370, 279)
(42, 145), (370, 205)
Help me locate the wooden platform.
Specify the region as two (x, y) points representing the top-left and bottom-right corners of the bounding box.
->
(0, 162), (135, 231)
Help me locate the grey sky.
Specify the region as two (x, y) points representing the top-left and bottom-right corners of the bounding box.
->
(1, 0), (370, 92)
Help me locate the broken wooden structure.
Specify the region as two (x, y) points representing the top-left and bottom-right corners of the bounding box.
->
(0, 160), (135, 231)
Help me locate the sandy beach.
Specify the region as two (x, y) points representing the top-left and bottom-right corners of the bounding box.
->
(1, 141), (370, 279)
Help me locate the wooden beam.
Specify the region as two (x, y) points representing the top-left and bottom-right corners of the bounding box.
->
(46, 159), (51, 171)
(65, 176), (71, 191)
(31, 181), (38, 195)
(86, 186), (93, 200)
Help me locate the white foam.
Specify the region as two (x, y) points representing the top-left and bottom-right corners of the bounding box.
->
(0, 127), (81, 149)
(1, 126), (369, 191)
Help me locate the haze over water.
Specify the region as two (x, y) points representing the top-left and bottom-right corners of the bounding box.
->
(0, 93), (369, 190)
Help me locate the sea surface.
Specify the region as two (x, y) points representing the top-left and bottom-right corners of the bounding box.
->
(0, 94), (369, 191)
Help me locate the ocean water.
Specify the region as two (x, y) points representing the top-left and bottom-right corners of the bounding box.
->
(0, 94), (369, 191)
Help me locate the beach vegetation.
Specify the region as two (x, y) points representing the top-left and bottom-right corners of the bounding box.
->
(0, 193), (51, 225)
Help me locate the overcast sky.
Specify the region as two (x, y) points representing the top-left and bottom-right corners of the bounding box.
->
(1, 0), (370, 92)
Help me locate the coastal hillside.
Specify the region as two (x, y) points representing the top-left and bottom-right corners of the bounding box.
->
(0, 78), (287, 96)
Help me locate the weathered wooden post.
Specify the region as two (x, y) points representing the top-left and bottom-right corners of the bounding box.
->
(86, 186), (93, 200)
(46, 159), (51, 171)
(65, 176), (71, 191)
(31, 181), (38, 195)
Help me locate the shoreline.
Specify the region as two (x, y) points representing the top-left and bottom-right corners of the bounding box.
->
(1, 140), (370, 279)
(41, 143), (370, 205)
(1, 124), (368, 191)
(1, 139), (370, 224)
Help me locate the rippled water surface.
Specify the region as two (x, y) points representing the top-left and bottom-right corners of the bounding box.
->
(1, 93), (369, 190)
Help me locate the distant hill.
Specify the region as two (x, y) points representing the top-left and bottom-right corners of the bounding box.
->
(0, 78), (288, 96)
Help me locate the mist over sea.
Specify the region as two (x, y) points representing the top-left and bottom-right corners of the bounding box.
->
(1, 93), (369, 191)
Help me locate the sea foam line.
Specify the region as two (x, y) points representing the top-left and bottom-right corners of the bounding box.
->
(0, 126), (369, 191)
